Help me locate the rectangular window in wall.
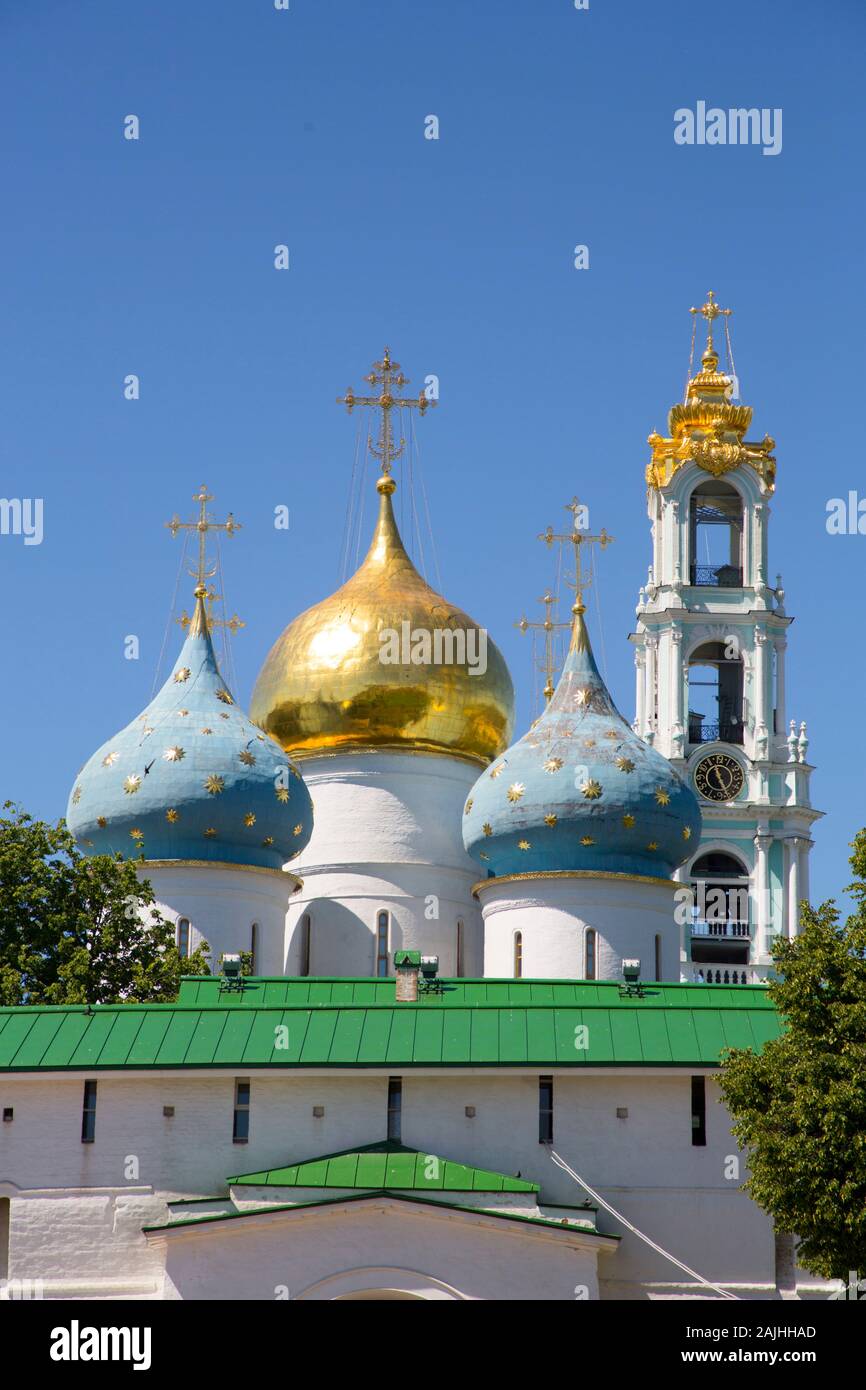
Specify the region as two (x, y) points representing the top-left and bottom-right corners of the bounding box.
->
(538, 1075), (553, 1145)
(81, 1080), (97, 1144)
(177, 917), (190, 959)
(456, 919), (464, 977)
(249, 922), (258, 975)
(233, 1078), (251, 1144)
(513, 931), (523, 979)
(301, 913), (311, 977)
(376, 911), (389, 978)
(387, 1076), (402, 1142)
(654, 933), (662, 982)
(585, 928), (596, 981)
(691, 1075), (706, 1147)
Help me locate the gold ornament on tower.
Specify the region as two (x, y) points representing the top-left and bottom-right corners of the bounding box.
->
(250, 349), (514, 765)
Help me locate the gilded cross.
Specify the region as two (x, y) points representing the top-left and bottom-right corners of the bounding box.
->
(690, 290), (732, 355)
(538, 497), (614, 606)
(177, 584), (245, 637)
(337, 347), (435, 477)
(516, 590), (570, 702)
(165, 485), (242, 588)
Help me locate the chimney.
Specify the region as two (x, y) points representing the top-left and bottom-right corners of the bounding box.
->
(394, 950), (421, 1002)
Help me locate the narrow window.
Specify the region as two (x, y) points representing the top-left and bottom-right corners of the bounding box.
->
(691, 1076), (706, 1147)
(654, 933), (662, 982)
(249, 922), (258, 975)
(456, 919), (464, 977)
(376, 911), (389, 978)
(539, 1076), (554, 1145)
(585, 928), (597, 981)
(513, 931), (523, 979)
(177, 917), (190, 959)
(0, 1197), (10, 1281)
(81, 1080), (97, 1144)
(233, 1079), (250, 1143)
(387, 1076), (402, 1141)
(301, 913), (311, 977)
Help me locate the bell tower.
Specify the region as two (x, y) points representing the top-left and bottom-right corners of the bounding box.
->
(631, 293), (822, 982)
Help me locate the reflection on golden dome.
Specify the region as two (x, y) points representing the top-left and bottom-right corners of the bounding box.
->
(250, 476), (515, 765)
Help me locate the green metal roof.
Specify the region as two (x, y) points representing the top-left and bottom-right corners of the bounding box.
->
(0, 976), (780, 1072)
(227, 1139), (538, 1193)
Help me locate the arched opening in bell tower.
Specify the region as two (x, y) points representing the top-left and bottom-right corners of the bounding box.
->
(688, 480), (744, 587)
(687, 641), (744, 745)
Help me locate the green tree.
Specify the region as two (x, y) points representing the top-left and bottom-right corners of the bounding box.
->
(719, 830), (866, 1280)
(0, 803), (210, 1006)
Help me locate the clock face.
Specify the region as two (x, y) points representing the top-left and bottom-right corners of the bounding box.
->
(694, 753), (745, 802)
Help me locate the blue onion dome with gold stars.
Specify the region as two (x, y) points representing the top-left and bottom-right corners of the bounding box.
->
(463, 600), (700, 880)
(66, 585), (313, 871)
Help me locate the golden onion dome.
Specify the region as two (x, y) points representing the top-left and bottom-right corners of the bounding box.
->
(250, 475), (515, 765)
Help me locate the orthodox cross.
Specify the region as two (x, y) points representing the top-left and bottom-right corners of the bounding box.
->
(690, 289), (732, 359)
(516, 589), (570, 703)
(166, 485), (243, 633)
(337, 347), (435, 477)
(538, 497), (614, 607)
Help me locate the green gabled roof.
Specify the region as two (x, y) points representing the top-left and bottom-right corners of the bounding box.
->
(0, 976), (780, 1071)
(227, 1139), (538, 1193)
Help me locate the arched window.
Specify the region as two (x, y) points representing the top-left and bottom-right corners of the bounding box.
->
(688, 641), (744, 745)
(689, 479), (744, 588)
(456, 919), (464, 977)
(585, 928), (597, 981)
(690, 851), (751, 968)
(376, 911), (390, 978)
(177, 918), (190, 959)
(513, 932), (523, 979)
(249, 923), (258, 975)
(300, 913), (311, 977)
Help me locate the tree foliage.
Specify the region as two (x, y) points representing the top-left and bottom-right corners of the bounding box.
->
(719, 830), (866, 1279)
(0, 803), (210, 1006)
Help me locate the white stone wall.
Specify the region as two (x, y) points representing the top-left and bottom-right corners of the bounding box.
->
(479, 874), (681, 982)
(137, 862), (298, 975)
(285, 751), (484, 976)
(0, 1068), (829, 1299)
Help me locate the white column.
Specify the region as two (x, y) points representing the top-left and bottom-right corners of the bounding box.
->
(754, 831), (771, 959)
(670, 625), (684, 757)
(786, 837), (802, 938)
(797, 837), (811, 909)
(775, 638), (787, 738)
(634, 646), (646, 734)
(754, 625), (769, 758)
(644, 635), (657, 740)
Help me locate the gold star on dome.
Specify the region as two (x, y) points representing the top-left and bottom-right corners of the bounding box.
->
(71, 787), (82, 804)
(489, 762), (507, 780)
(544, 813), (557, 827)
(201, 728), (213, 736)
(166, 809), (179, 823)
(216, 689), (233, 705)
(275, 787), (290, 803)
(293, 823), (304, 836)
(244, 813), (256, 827)
(238, 750), (256, 767)
(204, 827), (217, 838)
(616, 757), (635, 773)
(544, 757), (563, 773)
(647, 841), (658, 851)
(581, 780), (602, 800)
(683, 826), (692, 840)
(507, 783), (525, 803)
(574, 688), (590, 707)
(654, 788), (670, 806)
(518, 839), (531, 851)
(164, 746), (185, 763)
(96, 816), (107, 828)
(130, 828), (144, 842)
(479, 851), (490, 861)
(102, 752), (119, 767)
(178, 709), (189, 717)
(622, 813), (635, 828)
(219, 713), (230, 720)
(262, 836), (274, 847)
(204, 775), (225, 795)
(464, 798), (473, 815)
(581, 836), (594, 847)
(604, 731), (619, 741)
(142, 727), (154, 737)
(583, 739), (596, 749)
(123, 775), (141, 795)
(482, 822), (493, 836)
(173, 668), (191, 684)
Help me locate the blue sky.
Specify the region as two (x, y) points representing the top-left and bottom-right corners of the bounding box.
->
(1, 0), (863, 908)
